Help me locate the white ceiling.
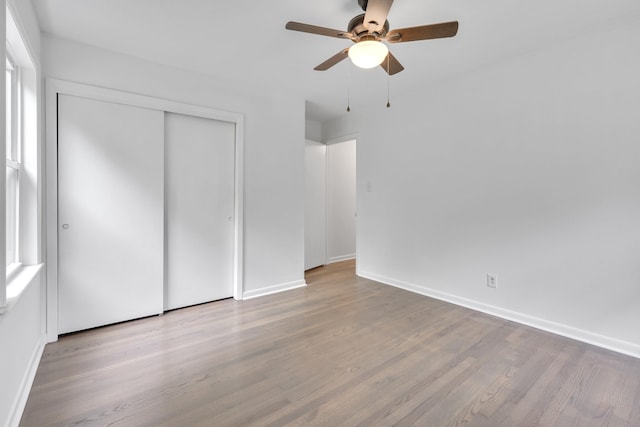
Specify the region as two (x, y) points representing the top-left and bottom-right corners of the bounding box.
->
(31, 0), (640, 122)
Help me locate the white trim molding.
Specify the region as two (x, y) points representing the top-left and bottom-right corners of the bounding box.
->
(45, 78), (245, 342)
(242, 280), (307, 300)
(328, 254), (356, 264)
(324, 133), (359, 146)
(357, 269), (640, 360)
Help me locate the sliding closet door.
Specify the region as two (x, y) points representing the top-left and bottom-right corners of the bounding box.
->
(57, 95), (165, 334)
(165, 113), (235, 310)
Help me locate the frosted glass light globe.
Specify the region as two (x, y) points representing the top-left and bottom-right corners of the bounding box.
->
(348, 40), (389, 69)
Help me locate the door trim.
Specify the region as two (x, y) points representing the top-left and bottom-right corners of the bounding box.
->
(45, 78), (245, 342)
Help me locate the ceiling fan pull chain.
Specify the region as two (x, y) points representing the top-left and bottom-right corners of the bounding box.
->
(386, 53), (391, 108)
(347, 62), (352, 112)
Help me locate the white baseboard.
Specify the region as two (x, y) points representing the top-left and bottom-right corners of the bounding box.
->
(358, 270), (640, 359)
(328, 254), (355, 264)
(242, 280), (307, 300)
(7, 334), (46, 427)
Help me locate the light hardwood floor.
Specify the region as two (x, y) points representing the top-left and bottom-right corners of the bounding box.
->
(21, 260), (640, 426)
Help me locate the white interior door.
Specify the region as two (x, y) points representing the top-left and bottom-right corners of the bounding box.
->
(58, 95), (165, 334)
(304, 140), (327, 270)
(165, 112), (235, 310)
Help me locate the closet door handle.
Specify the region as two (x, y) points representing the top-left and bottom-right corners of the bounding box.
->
(61, 224), (70, 230)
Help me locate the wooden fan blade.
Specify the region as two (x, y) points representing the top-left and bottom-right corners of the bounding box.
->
(314, 48), (350, 71)
(380, 52), (404, 75)
(285, 22), (353, 39)
(386, 21), (459, 43)
(363, 0), (394, 33)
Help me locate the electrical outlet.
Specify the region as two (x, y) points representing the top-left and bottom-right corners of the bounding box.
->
(487, 274), (498, 289)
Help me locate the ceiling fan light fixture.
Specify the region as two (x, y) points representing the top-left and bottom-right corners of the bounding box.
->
(348, 40), (388, 69)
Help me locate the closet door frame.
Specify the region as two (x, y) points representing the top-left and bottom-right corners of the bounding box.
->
(45, 78), (245, 342)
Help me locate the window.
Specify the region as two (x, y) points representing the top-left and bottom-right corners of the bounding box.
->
(6, 55), (20, 272)
(2, 6), (42, 313)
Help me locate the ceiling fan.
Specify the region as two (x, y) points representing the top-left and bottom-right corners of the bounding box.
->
(285, 0), (459, 75)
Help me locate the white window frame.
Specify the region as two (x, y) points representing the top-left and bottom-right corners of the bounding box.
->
(1, 5), (43, 315)
(6, 53), (21, 277)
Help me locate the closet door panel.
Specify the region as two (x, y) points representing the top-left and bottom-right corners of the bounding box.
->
(165, 113), (235, 310)
(58, 94), (164, 334)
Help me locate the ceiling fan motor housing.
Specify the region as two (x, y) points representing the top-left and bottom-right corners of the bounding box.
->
(348, 13), (390, 39)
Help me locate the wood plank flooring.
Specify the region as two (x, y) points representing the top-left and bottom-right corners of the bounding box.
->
(20, 260), (640, 426)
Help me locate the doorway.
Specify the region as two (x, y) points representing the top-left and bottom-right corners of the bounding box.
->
(304, 138), (356, 270)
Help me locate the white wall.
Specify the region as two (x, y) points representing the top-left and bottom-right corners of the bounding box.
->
(305, 119), (322, 142)
(41, 35), (306, 297)
(327, 140), (356, 263)
(0, 271), (45, 427)
(340, 19), (640, 356)
(1, 2), (45, 426)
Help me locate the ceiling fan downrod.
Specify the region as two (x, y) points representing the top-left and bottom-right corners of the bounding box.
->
(347, 62), (351, 112)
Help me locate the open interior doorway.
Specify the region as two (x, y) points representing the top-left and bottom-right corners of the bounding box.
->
(304, 138), (356, 270)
